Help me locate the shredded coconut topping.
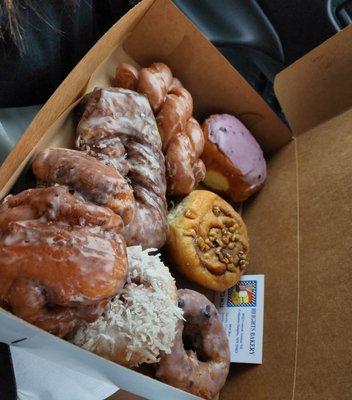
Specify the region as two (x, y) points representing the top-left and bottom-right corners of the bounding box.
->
(71, 246), (183, 366)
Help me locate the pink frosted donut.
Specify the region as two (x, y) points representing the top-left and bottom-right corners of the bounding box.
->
(202, 113), (267, 202)
(156, 289), (230, 399)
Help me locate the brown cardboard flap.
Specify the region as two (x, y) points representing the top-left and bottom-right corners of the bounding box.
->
(225, 107), (352, 400)
(274, 25), (352, 135)
(293, 109), (352, 399)
(222, 140), (299, 399)
(123, 0), (291, 154)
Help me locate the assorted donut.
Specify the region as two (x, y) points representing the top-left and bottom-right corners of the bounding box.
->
(0, 61), (268, 398)
(156, 289), (230, 400)
(202, 113), (267, 202)
(0, 186), (128, 337)
(167, 190), (249, 292)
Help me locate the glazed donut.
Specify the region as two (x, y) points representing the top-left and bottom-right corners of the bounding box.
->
(156, 289), (230, 400)
(32, 148), (136, 225)
(70, 246), (183, 367)
(0, 182), (129, 337)
(77, 88), (167, 249)
(0, 186), (124, 236)
(0, 220), (128, 337)
(115, 62), (206, 196)
(167, 190), (249, 291)
(6, 276), (106, 337)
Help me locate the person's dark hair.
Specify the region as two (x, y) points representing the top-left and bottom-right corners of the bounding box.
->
(0, 0), (77, 50)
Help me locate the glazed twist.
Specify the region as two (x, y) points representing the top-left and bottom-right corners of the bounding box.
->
(115, 62), (206, 196)
(76, 87), (168, 249)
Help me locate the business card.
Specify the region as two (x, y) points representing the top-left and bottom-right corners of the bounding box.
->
(215, 274), (264, 364)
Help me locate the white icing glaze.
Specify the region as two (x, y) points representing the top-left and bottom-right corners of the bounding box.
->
(76, 88), (167, 249)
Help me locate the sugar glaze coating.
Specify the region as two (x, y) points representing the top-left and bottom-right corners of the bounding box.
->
(115, 62), (206, 196)
(156, 289), (230, 399)
(0, 186), (128, 337)
(77, 88), (167, 249)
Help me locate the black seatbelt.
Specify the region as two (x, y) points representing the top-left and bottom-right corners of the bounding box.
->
(0, 342), (17, 400)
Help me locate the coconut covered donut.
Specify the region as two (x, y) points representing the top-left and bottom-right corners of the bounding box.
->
(70, 246), (183, 367)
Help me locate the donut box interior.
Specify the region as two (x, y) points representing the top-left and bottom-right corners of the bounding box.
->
(0, 1), (351, 399)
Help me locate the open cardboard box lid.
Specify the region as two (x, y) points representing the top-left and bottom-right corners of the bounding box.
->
(0, 1), (351, 399)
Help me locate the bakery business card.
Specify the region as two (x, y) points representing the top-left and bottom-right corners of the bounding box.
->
(215, 274), (264, 364)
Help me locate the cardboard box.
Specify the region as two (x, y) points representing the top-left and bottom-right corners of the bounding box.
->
(0, 1), (351, 399)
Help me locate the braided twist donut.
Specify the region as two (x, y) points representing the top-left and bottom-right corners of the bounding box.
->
(156, 86), (193, 149)
(156, 289), (230, 399)
(137, 63), (173, 113)
(115, 62), (206, 196)
(0, 186), (128, 337)
(76, 87), (167, 249)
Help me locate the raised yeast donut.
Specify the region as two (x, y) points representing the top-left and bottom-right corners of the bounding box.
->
(167, 190), (249, 291)
(202, 114), (267, 202)
(165, 117), (206, 196)
(32, 148), (136, 225)
(115, 63), (139, 91)
(0, 221), (127, 337)
(0, 186), (128, 337)
(137, 62), (173, 113)
(0, 186), (124, 236)
(156, 289), (230, 399)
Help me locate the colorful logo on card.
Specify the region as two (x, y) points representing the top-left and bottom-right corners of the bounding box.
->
(227, 280), (257, 307)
